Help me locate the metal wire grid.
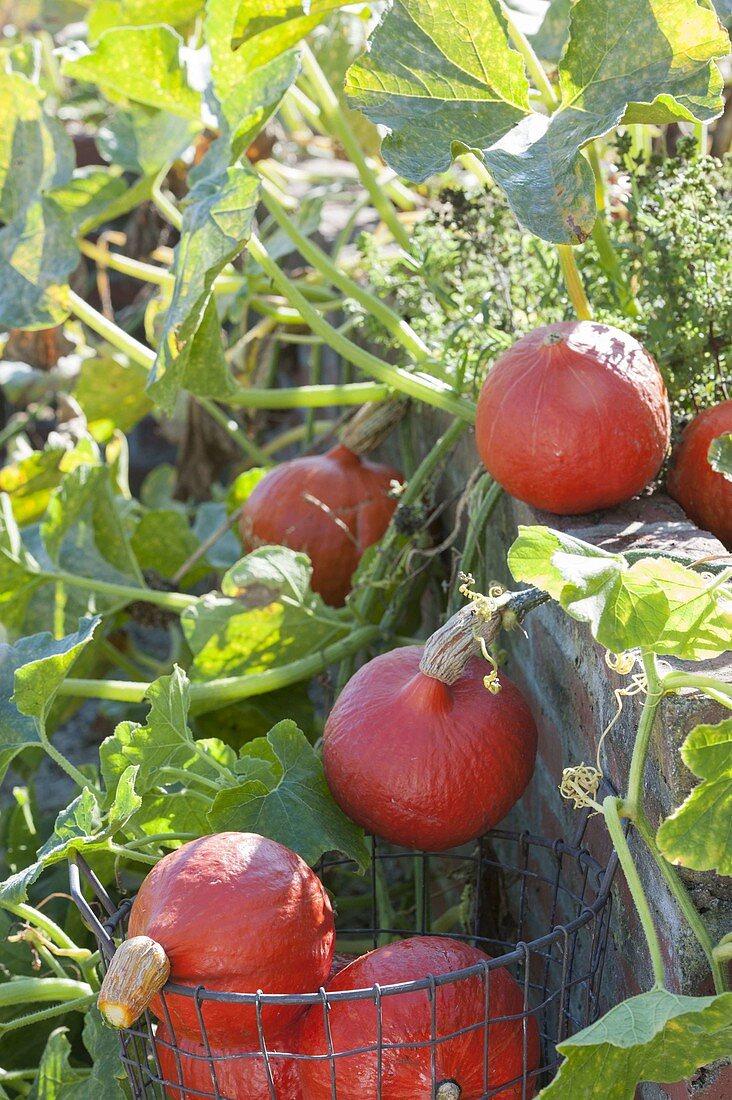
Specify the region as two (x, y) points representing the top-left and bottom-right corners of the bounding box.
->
(70, 815), (617, 1100)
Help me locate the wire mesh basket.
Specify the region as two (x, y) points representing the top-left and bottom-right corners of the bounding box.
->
(70, 809), (617, 1100)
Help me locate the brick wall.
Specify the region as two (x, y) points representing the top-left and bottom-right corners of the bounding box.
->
(391, 409), (732, 1099)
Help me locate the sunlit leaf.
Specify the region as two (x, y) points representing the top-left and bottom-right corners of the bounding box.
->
(541, 989), (732, 1099)
(96, 106), (200, 176)
(231, 0), (348, 53)
(63, 27), (201, 119)
(100, 667), (234, 797)
(529, 0), (572, 62)
(131, 510), (210, 584)
(657, 718), (732, 876)
(147, 165), (259, 411)
(208, 720), (370, 870)
(181, 546), (346, 680)
(87, 0), (205, 40)
(48, 166), (128, 232)
(508, 526), (732, 658)
(347, 0), (728, 243)
(74, 356), (152, 437)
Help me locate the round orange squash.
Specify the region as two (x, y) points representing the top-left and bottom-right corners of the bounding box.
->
(667, 400), (732, 549)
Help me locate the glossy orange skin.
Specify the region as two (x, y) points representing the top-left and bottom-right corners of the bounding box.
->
(667, 401), (732, 549)
(298, 936), (540, 1099)
(155, 1020), (303, 1099)
(127, 833), (335, 1046)
(476, 322), (671, 514)
(239, 444), (402, 605)
(323, 648), (537, 851)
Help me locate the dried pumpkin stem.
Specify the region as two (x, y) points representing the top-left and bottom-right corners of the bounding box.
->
(98, 935), (170, 1029)
(340, 399), (408, 456)
(420, 600), (506, 685)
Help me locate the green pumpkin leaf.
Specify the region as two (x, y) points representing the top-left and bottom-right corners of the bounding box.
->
(508, 526), (732, 659)
(96, 105), (200, 176)
(347, 0), (728, 244)
(74, 355), (153, 437)
(47, 166), (128, 232)
(657, 718), (732, 876)
(41, 465), (144, 607)
(540, 989), (732, 1099)
(345, 0), (529, 184)
(130, 509), (210, 584)
(528, 0), (572, 62)
(62, 27), (201, 120)
(147, 165), (259, 412)
(231, 0), (348, 53)
(712, 1), (732, 29)
(0, 617), (98, 789)
(208, 720), (370, 870)
(27, 1029), (87, 1100)
(87, 0), (205, 39)
(100, 667), (235, 798)
(709, 432), (732, 481)
(192, 501), (243, 568)
(0, 768), (140, 905)
(181, 546), (346, 681)
(67, 1007), (127, 1100)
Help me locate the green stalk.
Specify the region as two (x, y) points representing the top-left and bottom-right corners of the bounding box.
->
(262, 420), (334, 455)
(586, 143), (640, 318)
(37, 729), (100, 795)
(0, 978), (92, 1008)
(299, 44), (411, 251)
(604, 796), (666, 988)
(46, 569), (196, 613)
(557, 245), (593, 321)
(259, 182), (431, 361)
(0, 994), (97, 1036)
(79, 239), (174, 288)
(460, 477), (503, 579)
(227, 381), (391, 409)
(67, 290), (154, 369)
(57, 625), (382, 711)
(624, 652), (664, 818)
(499, 1), (559, 111)
(123, 832), (198, 849)
(151, 171), (183, 230)
(197, 397), (273, 466)
(633, 809), (727, 994)
(458, 152), (494, 188)
(0, 904), (82, 955)
(247, 235), (476, 423)
(660, 671), (732, 703)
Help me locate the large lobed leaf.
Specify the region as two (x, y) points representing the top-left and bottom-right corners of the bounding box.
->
(709, 432), (732, 480)
(540, 989), (732, 1099)
(346, 0), (729, 243)
(508, 526), (732, 659)
(657, 718), (732, 876)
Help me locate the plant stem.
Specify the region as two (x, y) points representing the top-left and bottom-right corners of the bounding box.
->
(227, 381), (392, 409)
(197, 397), (273, 466)
(660, 671), (732, 703)
(259, 183), (431, 361)
(624, 652), (664, 818)
(47, 569), (195, 612)
(458, 152), (494, 188)
(633, 809), (728, 994)
(123, 832), (198, 849)
(262, 420), (333, 456)
(694, 121), (708, 156)
(57, 625), (382, 711)
(0, 994), (97, 1036)
(37, 730), (100, 795)
(247, 235), (476, 422)
(500, 1), (559, 111)
(557, 245), (593, 320)
(460, 477), (503, 578)
(66, 290), (154, 369)
(604, 796), (666, 988)
(0, 903), (82, 955)
(151, 172), (183, 231)
(0, 977), (92, 1008)
(79, 239), (174, 288)
(299, 44), (411, 251)
(586, 143), (640, 318)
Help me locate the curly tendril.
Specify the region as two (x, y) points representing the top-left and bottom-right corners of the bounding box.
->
(458, 572), (503, 693)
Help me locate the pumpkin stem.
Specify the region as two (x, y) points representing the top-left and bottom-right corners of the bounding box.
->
(435, 1082), (462, 1100)
(98, 935), (170, 1029)
(419, 601), (506, 685)
(339, 398), (407, 456)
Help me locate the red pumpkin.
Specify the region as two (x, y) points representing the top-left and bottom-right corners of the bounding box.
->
(667, 400), (732, 549)
(110, 833), (334, 1047)
(155, 1019), (303, 1099)
(239, 443), (401, 606)
(323, 612), (537, 850)
(475, 321), (670, 514)
(298, 936), (540, 1099)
